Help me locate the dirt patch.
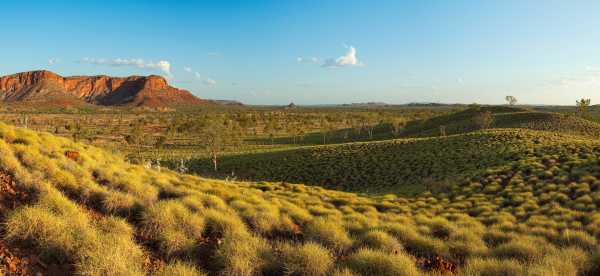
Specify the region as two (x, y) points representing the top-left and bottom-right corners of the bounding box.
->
(0, 170), (71, 275)
(0, 170), (31, 211)
(416, 255), (457, 274)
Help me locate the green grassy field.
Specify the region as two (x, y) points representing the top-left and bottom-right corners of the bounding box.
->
(1, 119), (600, 274)
(177, 107), (600, 195)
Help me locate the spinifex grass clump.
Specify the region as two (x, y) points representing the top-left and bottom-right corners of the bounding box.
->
(1, 122), (600, 274)
(180, 113), (600, 196)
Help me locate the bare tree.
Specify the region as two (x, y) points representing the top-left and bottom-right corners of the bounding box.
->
(199, 118), (231, 172)
(319, 117), (331, 144)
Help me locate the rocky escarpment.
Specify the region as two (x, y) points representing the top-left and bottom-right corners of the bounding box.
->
(0, 70), (205, 107)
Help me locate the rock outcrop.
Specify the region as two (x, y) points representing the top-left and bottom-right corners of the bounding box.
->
(0, 70), (205, 107)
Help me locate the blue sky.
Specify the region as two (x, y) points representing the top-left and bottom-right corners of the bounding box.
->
(1, 0), (599, 105)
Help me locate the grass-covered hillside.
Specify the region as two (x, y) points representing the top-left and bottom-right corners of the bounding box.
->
(2, 123), (600, 275)
(179, 129), (588, 195)
(401, 106), (600, 138)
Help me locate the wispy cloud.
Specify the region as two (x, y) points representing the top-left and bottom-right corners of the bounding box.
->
(183, 66), (216, 87)
(203, 78), (216, 86)
(207, 52), (221, 57)
(296, 57), (319, 63)
(80, 57), (172, 77)
(48, 58), (61, 65)
(322, 46), (363, 68)
(557, 67), (600, 88)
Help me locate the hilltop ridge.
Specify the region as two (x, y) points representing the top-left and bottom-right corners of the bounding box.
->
(0, 70), (206, 107)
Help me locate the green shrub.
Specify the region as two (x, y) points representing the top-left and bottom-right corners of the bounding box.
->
(304, 218), (353, 252)
(461, 257), (524, 276)
(585, 249), (600, 275)
(384, 223), (448, 257)
(330, 268), (357, 276)
(279, 241), (333, 275)
(428, 217), (457, 239)
(345, 248), (419, 276)
(357, 230), (403, 253)
(482, 229), (513, 247)
(554, 230), (597, 252)
(154, 261), (205, 276)
(527, 247), (587, 276)
(213, 231), (271, 276)
(203, 209), (247, 237)
(140, 200), (204, 257)
(491, 236), (554, 263)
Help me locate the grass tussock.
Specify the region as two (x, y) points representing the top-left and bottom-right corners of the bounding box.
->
(140, 200), (205, 258)
(1, 122), (600, 274)
(278, 241), (333, 276)
(344, 248), (419, 276)
(304, 217), (353, 253)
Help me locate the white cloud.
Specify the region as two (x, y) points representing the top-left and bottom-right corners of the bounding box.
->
(48, 58), (61, 65)
(80, 57), (172, 76)
(203, 78), (216, 86)
(207, 52), (221, 57)
(322, 46), (362, 68)
(558, 67), (600, 88)
(183, 66), (216, 86)
(585, 66), (600, 74)
(297, 57), (319, 63)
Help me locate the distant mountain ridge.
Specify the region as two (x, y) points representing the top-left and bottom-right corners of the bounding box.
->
(0, 70), (206, 107)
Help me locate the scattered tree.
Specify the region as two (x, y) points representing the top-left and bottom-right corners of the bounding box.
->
(198, 118), (238, 172)
(505, 96), (517, 106)
(576, 98), (591, 118)
(154, 135), (167, 157)
(440, 125), (446, 136)
(473, 111), (493, 129)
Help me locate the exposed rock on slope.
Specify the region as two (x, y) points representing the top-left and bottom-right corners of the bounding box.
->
(0, 70), (205, 107)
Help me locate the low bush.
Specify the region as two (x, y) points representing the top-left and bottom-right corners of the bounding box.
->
(279, 241), (333, 275)
(461, 257), (524, 276)
(345, 248), (419, 276)
(155, 261), (205, 276)
(304, 218), (353, 253)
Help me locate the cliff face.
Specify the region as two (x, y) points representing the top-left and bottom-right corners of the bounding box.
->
(0, 70), (205, 107)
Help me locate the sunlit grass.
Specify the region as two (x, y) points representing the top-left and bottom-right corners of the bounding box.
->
(0, 122), (599, 274)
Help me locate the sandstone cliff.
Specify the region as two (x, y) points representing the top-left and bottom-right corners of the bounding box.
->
(0, 70), (205, 107)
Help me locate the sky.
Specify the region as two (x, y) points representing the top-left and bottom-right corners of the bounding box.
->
(1, 0), (599, 105)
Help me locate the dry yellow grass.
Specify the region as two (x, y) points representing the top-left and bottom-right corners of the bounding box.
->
(0, 122), (599, 275)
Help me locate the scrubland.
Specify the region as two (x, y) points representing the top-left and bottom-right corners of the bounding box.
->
(1, 117), (600, 275)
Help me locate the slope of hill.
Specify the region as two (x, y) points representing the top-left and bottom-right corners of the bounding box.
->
(180, 129), (592, 194)
(0, 70), (206, 107)
(0, 123), (600, 274)
(401, 106), (600, 138)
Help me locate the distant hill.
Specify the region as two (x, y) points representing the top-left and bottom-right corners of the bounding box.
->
(401, 106), (600, 138)
(341, 102), (389, 107)
(0, 70), (207, 107)
(209, 99), (244, 106)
